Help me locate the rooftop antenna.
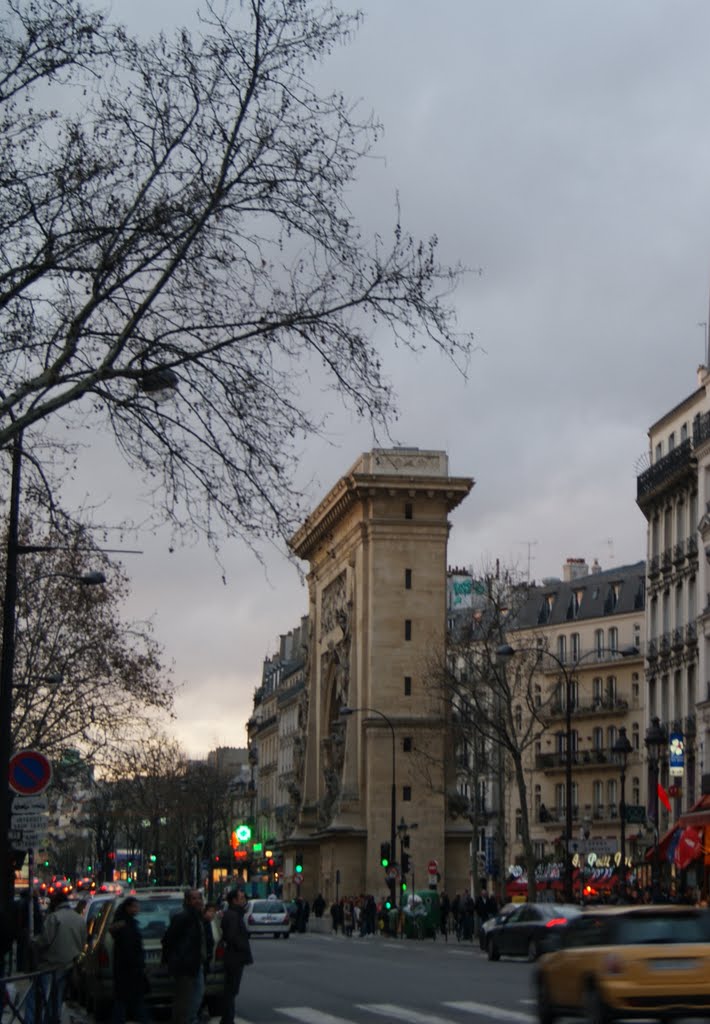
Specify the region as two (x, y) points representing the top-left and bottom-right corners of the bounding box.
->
(697, 321), (708, 367)
(518, 540), (538, 582)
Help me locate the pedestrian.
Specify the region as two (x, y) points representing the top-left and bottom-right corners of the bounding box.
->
(109, 896), (150, 1024)
(27, 890), (85, 1023)
(192, 901), (217, 1023)
(485, 891), (498, 919)
(474, 889), (489, 937)
(330, 900), (340, 934)
(219, 888), (253, 1024)
(343, 899), (353, 937)
(439, 891), (450, 941)
(313, 893), (326, 918)
(161, 889), (205, 1024)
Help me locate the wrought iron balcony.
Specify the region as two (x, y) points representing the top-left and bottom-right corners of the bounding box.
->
(694, 411), (710, 447)
(637, 438), (693, 511)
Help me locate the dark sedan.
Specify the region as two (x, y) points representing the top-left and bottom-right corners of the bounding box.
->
(486, 902), (580, 961)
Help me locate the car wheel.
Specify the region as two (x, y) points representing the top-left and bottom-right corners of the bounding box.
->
(487, 939), (500, 961)
(584, 984), (612, 1024)
(536, 978), (556, 1024)
(274, 932), (280, 939)
(527, 938), (538, 962)
(283, 932), (290, 939)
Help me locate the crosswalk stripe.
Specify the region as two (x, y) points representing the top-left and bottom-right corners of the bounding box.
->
(444, 1000), (536, 1022)
(358, 1004), (459, 1024)
(277, 1008), (360, 1023)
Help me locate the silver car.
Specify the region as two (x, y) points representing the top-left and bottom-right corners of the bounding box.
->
(245, 897), (291, 938)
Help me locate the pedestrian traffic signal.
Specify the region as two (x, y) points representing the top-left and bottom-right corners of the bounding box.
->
(380, 841), (391, 868)
(400, 878), (408, 893)
(384, 897), (392, 910)
(295, 853), (303, 874)
(401, 852), (410, 874)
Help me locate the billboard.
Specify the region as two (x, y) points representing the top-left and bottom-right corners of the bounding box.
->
(669, 732), (684, 778)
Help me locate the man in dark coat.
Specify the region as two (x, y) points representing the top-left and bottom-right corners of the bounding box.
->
(220, 889), (253, 1024)
(109, 896), (150, 1024)
(161, 889), (205, 1024)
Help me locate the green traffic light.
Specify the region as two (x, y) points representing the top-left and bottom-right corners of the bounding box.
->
(295, 864), (303, 873)
(380, 856), (389, 868)
(401, 880), (408, 892)
(385, 899), (392, 910)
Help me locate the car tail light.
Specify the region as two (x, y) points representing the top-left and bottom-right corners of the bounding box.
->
(283, 913), (290, 924)
(247, 914), (255, 925)
(603, 953), (624, 975)
(545, 917), (569, 928)
(99, 949), (109, 968)
(215, 944), (224, 961)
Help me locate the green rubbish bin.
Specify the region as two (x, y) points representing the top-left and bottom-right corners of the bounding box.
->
(402, 890), (440, 939)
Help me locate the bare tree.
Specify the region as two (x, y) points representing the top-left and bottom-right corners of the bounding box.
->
(426, 573), (551, 902)
(0, 0), (474, 547)
(7, 504), (173, 764)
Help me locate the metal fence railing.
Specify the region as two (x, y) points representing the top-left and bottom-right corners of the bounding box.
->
(2, 968), (65, 1024)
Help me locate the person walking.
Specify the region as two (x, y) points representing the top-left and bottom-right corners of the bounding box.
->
(192, 901), (217, 1023)
(161, 889), (205, 1024)
(109, 896), (150, 1024)
(27, 890), (85, 1023)
(220, 888), (253, 1024)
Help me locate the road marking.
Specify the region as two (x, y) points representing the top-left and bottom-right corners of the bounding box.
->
(359, 1005), (458, 1024)
(278, 1009), (360, 1023)
(444, 1001), (536, 1022)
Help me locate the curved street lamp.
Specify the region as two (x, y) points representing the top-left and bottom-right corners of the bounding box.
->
(612, 726), (633, 900)
(340, 704), (397, 907)
(497, 642), (639, 903)
(645, 716), (668, 903)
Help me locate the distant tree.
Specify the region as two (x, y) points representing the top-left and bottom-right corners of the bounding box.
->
(0, 0), (473, 547)
(425, 571), (551, 902)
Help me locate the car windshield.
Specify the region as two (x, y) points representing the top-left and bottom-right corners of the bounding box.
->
(615, 912), (710, 945)
(251, 900), (285, 914)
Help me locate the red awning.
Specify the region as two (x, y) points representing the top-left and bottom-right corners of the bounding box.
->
(644, 824), (678, 863)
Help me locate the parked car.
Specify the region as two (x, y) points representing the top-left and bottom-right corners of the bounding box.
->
(479, 902), (518, 951)
(73, 893), (118, 1005)
(535, 904), (710, 1024)
(82, 889), (224, 1019)
(486, 902), (580, 961)
(245, 896), (291, 938)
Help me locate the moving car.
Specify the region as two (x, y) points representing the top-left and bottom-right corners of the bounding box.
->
(479, 902), (518, 951)
(82, 889), (224, 1019)
(486, 902), (580, 961)
(535, 904), (710, 1024)
(245, 896), (291, 938)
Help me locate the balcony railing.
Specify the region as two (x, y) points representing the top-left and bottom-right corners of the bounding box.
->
(637, 438), (693, 505)
(536, 748), (621, 771)
(694, 410), (710, 447)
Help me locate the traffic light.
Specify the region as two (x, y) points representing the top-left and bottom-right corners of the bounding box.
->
(401, 852), (410, 874)
(384, 897), (392, 910)
(295, 853), (303, 874)
(400, 878), (408, 893)
(86, 864), (92, 873)
(149, 853), (157, 863)
(380, 841), (391, 868)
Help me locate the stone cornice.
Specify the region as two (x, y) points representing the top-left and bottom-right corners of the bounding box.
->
(289, 471), (473, 561)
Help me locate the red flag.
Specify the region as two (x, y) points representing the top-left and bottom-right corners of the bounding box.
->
(657, 782), (672, 812)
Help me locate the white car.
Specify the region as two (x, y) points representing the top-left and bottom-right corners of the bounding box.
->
(245, 897), (291, 938)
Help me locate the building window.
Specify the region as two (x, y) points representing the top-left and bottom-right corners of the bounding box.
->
(632, 722), (639, 750)
(403, 737), (412, 752)
(557, 635), (567, 664)
(571, 632), (581, 659)
(632, 776), (640, 805)
(594, 629), (604, 657)
(593, 677), (603, 705)
(405, 568), (412, 589)
(404, 619), (412, 641)
(608, 627), (618, 652)
(593, 727), (603, 751)
(515, 809), (523, 838)
(403, 786), (412, 801)
(404, 676), (412, 696)
(405, 502), (413, 520)
(668, 431), (675, 452)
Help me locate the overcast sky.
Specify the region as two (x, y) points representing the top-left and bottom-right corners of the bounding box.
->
(62, 0), (710, 757)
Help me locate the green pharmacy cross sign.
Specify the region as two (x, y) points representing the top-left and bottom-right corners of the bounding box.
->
(235, 824), (252, 843)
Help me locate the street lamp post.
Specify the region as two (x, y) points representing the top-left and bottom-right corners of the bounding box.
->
(612, 726), (633, 901)
(340, 705), (396, 907)
(497, 642), (638, 904)
(645, 716), (668, 903)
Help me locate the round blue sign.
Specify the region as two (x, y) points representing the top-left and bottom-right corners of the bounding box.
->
(8, 750), (52, 795)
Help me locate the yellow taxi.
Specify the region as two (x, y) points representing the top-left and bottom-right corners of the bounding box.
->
(534, 904), (710, 1024)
